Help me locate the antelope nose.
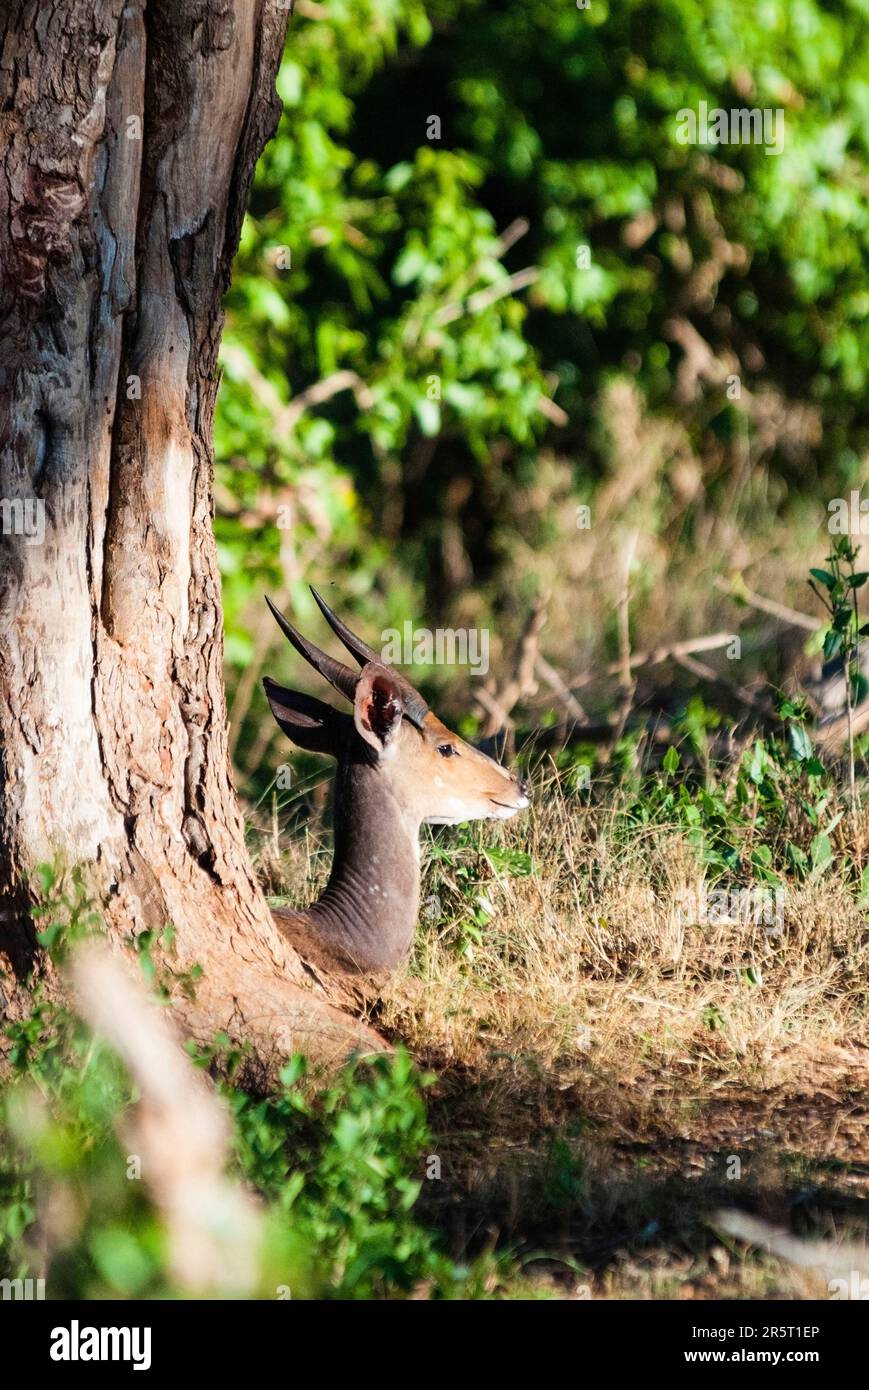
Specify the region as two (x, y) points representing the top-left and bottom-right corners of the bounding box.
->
(517, 777), (530, 800)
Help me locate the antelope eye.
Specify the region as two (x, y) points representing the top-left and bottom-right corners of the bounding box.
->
(437, 743), (458, 758)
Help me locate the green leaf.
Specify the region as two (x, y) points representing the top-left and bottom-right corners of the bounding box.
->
(484, 846), (534, 877)
(775, 694), (804, 720)
(747, 742), (766, 784)
(413, 397), (441, 437)
(91, 1228), (154, 1295)
(787, 842), (809, 877)
(823, 629), (843, 661)
(34, 862), (56, 895)
(279, 1054), (307, 1089)
(810, 831), (834, 878)
(788, 722), (813, 761)
(662, 745), (680, 774)
(810, 568), (836, 590)
(6, 1201), (34, 1241)
(392, 245), (427, 287)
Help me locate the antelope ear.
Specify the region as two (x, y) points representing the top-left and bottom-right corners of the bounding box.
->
(263, 678), (345, 756)
(354, 663), (404, 753)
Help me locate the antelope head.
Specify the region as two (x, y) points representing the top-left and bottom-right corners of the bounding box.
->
(261, 589), (529, 973)
(263, 588), (529, 826)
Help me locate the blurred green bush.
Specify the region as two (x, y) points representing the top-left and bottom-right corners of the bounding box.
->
(217, 0), (869, 787)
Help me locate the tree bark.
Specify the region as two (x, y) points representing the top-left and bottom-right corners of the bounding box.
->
(0, 0), (382, 1066)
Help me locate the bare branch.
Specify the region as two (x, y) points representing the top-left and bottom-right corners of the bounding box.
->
(536, 394), (569, 426)
(535, 653), (588, 724)
(436, 266), (539, 327)
(477, 598), (548, 741)
(221, 344), (374, 438)
(713, 1209), (869, 1285)
(569, 629), (741, 688)
(714, 575), (822, 632)
(276, 369), (375, 434)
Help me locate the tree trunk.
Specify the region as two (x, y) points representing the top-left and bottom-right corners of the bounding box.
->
(0, 0), (381, 1066)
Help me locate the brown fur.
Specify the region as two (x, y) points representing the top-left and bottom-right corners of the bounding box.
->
(264, 600), (528, 973)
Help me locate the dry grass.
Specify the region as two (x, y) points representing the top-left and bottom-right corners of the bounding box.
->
(252, 761), (869, 1298)
(443, 376), (833, 742)
(383, 778), (869, 1093)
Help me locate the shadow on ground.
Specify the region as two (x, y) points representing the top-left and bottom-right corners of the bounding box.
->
(410, 1049), (869, 1298)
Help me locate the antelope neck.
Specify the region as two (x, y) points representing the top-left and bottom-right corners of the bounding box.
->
(302, 755), (421, 972)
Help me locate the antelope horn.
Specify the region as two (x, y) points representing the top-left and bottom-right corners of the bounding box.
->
(309, 586), (380, 667)
(309, 586), (430, 730)
(264, 595), (358, 702)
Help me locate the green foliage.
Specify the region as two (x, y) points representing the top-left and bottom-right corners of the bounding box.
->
(1, 994), (147, 1297)
(809, 535), (867, 807)
(217, 0), (869, 612)
(809, 538), (868, 696)
(0, 996), (505, 1298)
(436, 0), (869, 433)
(132, 925), (204, 1006)
(423, 824), (535, 958)
(28, 863), (102, 961)
(215, 1), (869, 794)
(0, 880), (508, 1300)
(217, 0), (548, 673)
(623, 705), (852, 890)
(227, 1048), (492, 1299)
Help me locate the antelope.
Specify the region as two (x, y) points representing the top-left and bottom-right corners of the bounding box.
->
(262, 589), (529, 974)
